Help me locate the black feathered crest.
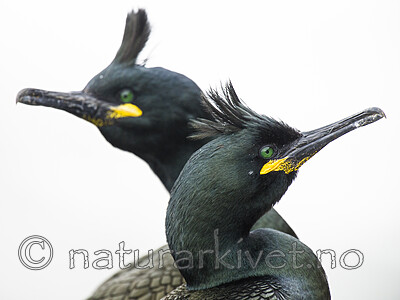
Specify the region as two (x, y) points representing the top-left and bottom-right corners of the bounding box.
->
(190, 82), (300, 141)
(113, 9), (150, 65)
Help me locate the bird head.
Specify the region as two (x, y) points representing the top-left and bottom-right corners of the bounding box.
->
(185, 82), (386, 221)
(16, 9), (208, 190)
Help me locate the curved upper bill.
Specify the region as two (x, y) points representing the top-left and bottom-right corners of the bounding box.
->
(260, 107), (386, 175)
(16, 88), (142, 127)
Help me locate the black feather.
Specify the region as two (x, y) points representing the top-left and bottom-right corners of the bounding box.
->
(113, 9), (151, 65)
(190, 81), (300, 143)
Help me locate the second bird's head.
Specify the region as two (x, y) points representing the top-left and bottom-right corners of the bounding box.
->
(17, 10), (207, 161)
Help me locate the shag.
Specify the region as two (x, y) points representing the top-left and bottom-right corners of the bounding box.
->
(17, 9), (295, 300)
(162, 83), (384, 299)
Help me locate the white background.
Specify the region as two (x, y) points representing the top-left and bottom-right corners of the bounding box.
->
(1, 1), (399, 299)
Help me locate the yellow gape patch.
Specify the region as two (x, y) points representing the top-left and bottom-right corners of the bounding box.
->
(83, 104), (142, 127)
(107, 103), (143, 119)
(260, 156), (313, 175)
(82, 115), (107, 127)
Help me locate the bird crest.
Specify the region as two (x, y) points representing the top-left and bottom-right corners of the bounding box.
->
(190, 82), (300, 142)
(113, 9), (151, 65)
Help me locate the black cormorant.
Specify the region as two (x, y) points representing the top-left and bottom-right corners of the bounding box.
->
(16, 9), (295, 300)
(162, 83), (384, 299)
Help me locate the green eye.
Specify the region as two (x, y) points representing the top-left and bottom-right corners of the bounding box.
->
(120, 89), (134, 103)
(260, 146), (275, 159)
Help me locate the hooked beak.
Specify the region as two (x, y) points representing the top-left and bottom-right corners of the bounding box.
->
(260, 107), (386, 175)
(16, 88), (142, 127)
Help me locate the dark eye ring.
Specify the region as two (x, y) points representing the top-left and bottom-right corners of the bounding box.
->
(259, 145), (275, 159)
(120, 89), (134, 103)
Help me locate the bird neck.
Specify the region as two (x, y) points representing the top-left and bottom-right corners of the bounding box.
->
(166, 187), (283, 290)
(167, 188), (328, 292)
(144, 138), (206, 191)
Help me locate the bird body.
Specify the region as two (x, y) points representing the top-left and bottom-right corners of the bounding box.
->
(89, 245), (182, 299)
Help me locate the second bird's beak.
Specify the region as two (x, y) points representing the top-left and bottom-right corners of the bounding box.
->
(17, 88), (142, 127)
(260, 107), (386, 175)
